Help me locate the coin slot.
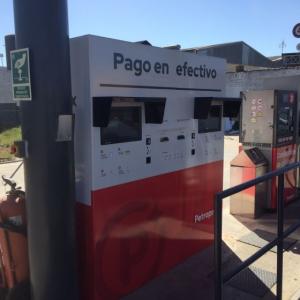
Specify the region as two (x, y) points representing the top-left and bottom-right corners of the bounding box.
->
(177, 135), (185, 140)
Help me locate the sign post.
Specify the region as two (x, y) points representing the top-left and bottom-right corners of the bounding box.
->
(12, 0), (77, 299)
(11, 48), (32, 100)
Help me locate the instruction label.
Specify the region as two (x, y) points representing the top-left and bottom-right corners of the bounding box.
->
(11, 48), (32, 101)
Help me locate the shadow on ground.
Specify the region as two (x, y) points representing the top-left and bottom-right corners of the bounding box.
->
(124, 240), (276, 300)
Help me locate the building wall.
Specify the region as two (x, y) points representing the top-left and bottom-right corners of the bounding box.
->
(197, 43), (243, 65)
(0, 67), (12, 104)
(0, 67), (20, 131)
(226, 67), (300, 98)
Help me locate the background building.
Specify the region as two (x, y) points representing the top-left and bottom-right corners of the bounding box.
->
(0, 66), (19, 131)
(183, 41), (282, 71)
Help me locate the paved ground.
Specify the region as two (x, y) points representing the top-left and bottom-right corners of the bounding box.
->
(1, 137), (300, 299)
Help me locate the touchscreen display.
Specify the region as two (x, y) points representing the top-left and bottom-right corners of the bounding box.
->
(198, 105), (222, 133)
(101, 107), (142, 145)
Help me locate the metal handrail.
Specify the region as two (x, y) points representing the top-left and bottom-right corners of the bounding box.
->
(214, 161), (300, 300)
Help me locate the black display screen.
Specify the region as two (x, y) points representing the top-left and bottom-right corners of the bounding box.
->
(276, 91), (296, 145)
(198, 105), (222, 133)
(101, 107), (142, 145)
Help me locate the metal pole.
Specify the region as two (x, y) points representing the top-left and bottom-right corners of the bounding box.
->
(12, 1), (77, 300)
(276, 174), (284, 300)
(214, 194), (223, 300)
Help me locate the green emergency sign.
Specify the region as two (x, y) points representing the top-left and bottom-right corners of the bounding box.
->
(10, 48), (32, 100)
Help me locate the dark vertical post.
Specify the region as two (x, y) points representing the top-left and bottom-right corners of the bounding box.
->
(214, 193), (223, 300)
(277, 174), (284, 300)
(4, 35), (16, 70)
(12, 1), (77, 300)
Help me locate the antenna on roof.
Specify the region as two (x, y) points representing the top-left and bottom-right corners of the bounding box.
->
(279, 40), (286, 55)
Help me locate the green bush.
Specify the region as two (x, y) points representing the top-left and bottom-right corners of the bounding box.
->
(0, 127), (22, 160)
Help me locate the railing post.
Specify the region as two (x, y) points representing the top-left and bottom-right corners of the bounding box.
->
(213, 163), (300, 300)
(277, 174), (284, 300)
(214, 194), (223, 300)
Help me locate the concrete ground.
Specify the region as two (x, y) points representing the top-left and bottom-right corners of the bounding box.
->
(1, 137), (300, 299)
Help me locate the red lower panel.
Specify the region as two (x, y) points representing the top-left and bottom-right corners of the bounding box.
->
(76, 203), (94, 300)
(77, 161), (223, 300)
(271, 144), (297, 209)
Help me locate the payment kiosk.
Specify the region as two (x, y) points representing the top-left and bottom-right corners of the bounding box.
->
(70, 35), (237, 300)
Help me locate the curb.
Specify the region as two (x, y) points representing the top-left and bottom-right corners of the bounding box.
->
(0, 159), (23, 165)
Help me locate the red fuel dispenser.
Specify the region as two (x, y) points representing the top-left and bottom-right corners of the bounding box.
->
(240, 90), (298, 209)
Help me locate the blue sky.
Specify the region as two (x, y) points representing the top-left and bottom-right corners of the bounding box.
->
(1, 0), (300, 65)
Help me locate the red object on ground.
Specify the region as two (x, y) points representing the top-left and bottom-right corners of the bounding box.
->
(0, 194), (29, 289)
(10, 146), (17, 155)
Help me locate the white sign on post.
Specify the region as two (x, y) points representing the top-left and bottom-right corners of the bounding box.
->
(10, 48), (32, 101)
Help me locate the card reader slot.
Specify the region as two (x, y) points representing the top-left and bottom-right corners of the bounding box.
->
(177, 135), (185, 140)
(160, 137), (169, 142)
